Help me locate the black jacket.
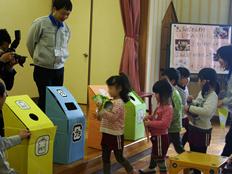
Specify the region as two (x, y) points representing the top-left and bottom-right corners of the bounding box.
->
(0, 62), (16, 90)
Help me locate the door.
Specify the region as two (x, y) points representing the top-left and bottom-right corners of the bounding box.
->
(160, 2), (178, 74)
(90, 0), (124, 85)
(64, 0), (91, 104)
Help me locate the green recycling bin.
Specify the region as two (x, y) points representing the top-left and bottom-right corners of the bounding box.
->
(124, 91), (146, 140)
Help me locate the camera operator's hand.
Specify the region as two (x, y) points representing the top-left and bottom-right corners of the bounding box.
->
(0, 52), (14, 63)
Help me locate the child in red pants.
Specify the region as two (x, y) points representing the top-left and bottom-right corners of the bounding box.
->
(140, 79), (173, 174)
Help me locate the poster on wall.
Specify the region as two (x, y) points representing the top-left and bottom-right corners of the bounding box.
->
(170, 23), (232, 74)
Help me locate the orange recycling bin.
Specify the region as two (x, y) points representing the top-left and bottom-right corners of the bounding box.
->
(87, 85), (109, 150)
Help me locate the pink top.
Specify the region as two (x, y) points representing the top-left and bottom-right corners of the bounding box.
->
(99, 99), (125, 136)
(148, 105), (173, 136)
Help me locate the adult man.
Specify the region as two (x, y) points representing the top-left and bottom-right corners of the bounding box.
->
(27, 0), (72, 111)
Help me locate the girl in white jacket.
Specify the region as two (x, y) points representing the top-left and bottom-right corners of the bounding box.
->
(184, 68), (219, 174)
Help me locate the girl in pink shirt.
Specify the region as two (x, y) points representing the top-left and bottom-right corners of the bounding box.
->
(140, 79), (173, 174)
(97, 74), (137, 174)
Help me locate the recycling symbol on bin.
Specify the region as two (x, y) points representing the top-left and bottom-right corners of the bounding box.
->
(137, 109), (145, 124)
(35, 135), (49, 156)
(72, 124), (82, 142)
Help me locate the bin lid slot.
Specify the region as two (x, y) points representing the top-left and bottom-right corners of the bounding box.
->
(65, 102), (77, 111)
(128, 92), (143, 105)
(130, 96), (136, 101)
(29, 113), (39, 121)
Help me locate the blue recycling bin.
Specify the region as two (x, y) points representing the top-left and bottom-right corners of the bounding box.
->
(45, 86), (85, 164)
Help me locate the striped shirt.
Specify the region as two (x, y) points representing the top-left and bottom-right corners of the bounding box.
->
(98, 99), (125, 136)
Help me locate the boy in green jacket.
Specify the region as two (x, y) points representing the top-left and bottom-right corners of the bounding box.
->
(162, 68), (185, 154)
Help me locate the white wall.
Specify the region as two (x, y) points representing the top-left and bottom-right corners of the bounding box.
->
(146, 0), (171, 92)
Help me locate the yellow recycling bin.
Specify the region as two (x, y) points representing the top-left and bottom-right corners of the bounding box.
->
(2, 95), (56, 174)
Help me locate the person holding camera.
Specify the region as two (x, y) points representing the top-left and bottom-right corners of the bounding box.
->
(0, 29), (21, 137)
(27, 0), (72, 111)
(0, 29), (18, 92)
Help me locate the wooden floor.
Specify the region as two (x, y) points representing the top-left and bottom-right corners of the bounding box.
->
(53, 105), (229, 174)
(116, 125), (228, 174)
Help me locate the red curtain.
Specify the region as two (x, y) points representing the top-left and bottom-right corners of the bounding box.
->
(119, 0), (141, 92)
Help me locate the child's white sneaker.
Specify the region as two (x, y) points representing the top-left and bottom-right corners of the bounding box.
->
(139, 167), (156, 174)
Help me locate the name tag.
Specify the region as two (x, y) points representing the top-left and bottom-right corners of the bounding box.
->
(55, 48), (69, 57)
(54, 48), (63, 57)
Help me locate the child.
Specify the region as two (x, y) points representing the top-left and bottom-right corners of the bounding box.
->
(176, 67), (190, 147)
(184, 68), (219, 174)
(215, 45), (232, 157)
(96, 74), (137, 174)
(139, 79), (173, 174)
(0, 80), (30, 174)
(162, 68), (185, 154)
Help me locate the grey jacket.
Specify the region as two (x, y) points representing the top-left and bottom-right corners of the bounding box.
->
(27, 16), (70, 69)
(0, 135), (21, 174)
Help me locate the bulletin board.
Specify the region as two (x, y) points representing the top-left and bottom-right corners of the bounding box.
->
(169, 23), (232, 74)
